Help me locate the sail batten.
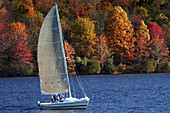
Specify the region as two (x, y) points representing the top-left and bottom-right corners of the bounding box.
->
(38, 5), (68, 94)
(40, 73), (67, 77)
(40, 28), (59, 32)
(38, 41), (61, 46)
(45, 15), (57, 18)
(38, 56), (64, 61)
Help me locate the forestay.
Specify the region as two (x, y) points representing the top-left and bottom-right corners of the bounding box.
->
(38, 5), (68, 94)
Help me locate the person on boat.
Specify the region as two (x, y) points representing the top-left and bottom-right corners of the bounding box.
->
(52, 94), (59, 103)
(59, 94), (64, 102)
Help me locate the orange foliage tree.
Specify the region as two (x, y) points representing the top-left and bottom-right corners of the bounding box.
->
(133, 19), (151, 63)
(64, 41), (76, 76)
(105, 6), (135, 63)
(7, 22), (28, 40)
(71, 17), (98, 59)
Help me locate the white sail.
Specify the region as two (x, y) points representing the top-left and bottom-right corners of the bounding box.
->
(38, 5), (68, 94)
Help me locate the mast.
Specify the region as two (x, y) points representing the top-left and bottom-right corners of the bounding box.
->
(55, 3), (72, 98)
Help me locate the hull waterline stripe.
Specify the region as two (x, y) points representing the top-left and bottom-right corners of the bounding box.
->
(40, 105), (87, 109)
(38, 56), (64, 61)
(38, 41), (61, 46)
(40, 28), (59, 32)
(40, 73), (67, 77)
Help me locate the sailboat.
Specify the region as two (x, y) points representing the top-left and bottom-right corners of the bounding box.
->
(37, 3), (90, 109)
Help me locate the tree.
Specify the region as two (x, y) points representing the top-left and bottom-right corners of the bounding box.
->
(9, 35), (33, 64)
(4, 22), (33, 64)
(148, 22), (169, 67)
(75, 57), (88, 75)
(7, 22), (28, 40)
(101, 59), (116, 74)
(87, 60), (101, 74)
(64, 41), (76, 76)
(98, 34), (111, 69)
(105, 6), (135, 63)
(0, 20), (8, 71)
(145, 59), (157, 73)
(136, 6), (150, 25)
(133, 19), (151, 63)
(89, 1), (113, 36)
(71, 17), (98, 59)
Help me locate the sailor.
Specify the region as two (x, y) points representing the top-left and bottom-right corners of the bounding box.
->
(52, 93), (59, 103)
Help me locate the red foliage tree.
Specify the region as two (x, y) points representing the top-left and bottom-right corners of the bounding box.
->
(9, 35), (33, 64)
(148, 22), (164, 39)
(148, 22), (169, 67)
(0, 21), (8, 62)
(5, 22), (33, 64)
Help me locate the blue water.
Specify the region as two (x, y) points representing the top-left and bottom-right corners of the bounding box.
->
(0, 73), (170, 113)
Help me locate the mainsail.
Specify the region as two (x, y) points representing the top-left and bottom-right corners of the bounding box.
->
(38, 5), (68, 94)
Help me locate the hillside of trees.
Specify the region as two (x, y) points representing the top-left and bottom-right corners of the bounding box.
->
(0, 0), (169, 77)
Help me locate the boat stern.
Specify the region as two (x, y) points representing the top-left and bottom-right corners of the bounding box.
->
(38, 101), (40, 106)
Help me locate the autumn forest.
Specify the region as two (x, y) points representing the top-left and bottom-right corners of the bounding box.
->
(0, 0), (169, 77)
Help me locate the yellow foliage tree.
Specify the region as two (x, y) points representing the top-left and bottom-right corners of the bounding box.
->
(105, 6), (135, 62)
(71, 17), (98, 59)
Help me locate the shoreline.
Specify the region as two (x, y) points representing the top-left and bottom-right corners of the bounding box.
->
(0, 72), (169, 78)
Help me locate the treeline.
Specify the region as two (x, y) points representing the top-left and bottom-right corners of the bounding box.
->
(0, 0), (169, 77)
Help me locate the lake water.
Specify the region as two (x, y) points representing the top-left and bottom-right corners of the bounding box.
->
(0, 73), (170, 113)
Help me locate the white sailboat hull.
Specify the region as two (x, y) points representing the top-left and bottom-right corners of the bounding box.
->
(38, 97), (90, 110)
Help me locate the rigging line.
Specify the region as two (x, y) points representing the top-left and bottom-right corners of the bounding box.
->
(64, 40), (87, 97)
(71, 54), (88, 97)
(74, 65), (87, 97)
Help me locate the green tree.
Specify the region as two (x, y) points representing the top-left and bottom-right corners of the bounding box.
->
(87, 60), (101, 74)
(160, 62), (170, 73)
(102, 59), (117, 74)
(137, 6), (150, 25)
(75, 57), (88, 75)
(145, 59), (157, 73)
